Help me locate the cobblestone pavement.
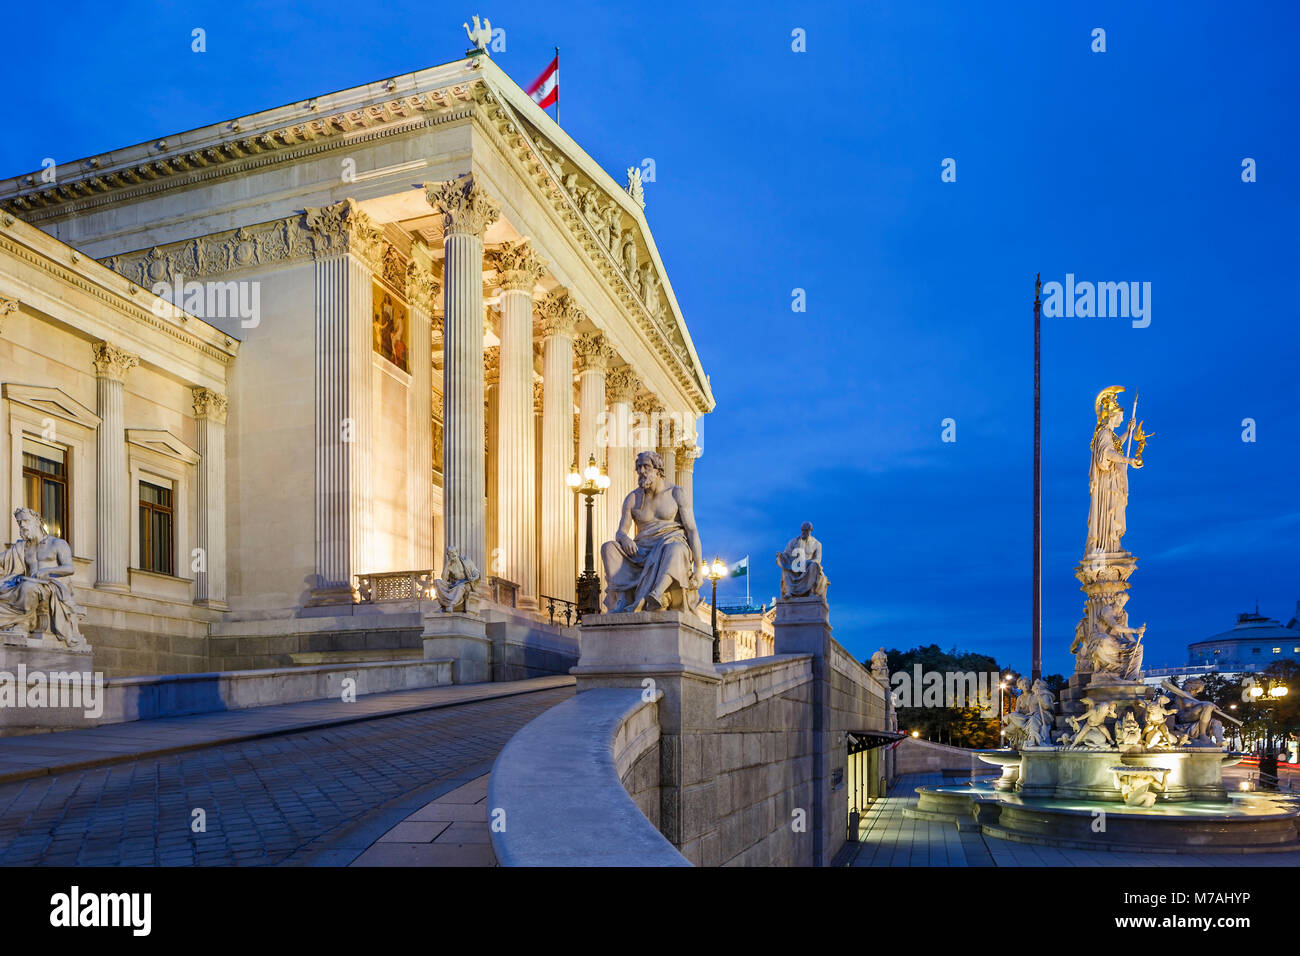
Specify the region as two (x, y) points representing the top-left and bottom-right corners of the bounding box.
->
(0, 686), (572, 866)
(845, 772), (1300, 867)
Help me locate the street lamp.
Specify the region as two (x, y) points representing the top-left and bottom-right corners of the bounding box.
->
(568, 454), (610, 617)
(702, 556), (727, 664)
(999, 681), (1009, 748)
(1248, 679), (1289, 790)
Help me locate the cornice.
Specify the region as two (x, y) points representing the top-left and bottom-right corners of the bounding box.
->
(0, 83), (483, 222)
(0, 228), (237, 365)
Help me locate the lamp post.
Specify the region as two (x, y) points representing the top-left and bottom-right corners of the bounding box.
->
(568, 453), (610, 617)
(1249, 680), (1289, 791)
(702, 556), (727, 664)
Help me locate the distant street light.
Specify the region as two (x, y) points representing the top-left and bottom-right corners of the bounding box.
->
(702, 557), (728, 664)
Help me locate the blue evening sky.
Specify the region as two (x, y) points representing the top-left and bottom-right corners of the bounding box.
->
(4, 1), (1297, 674)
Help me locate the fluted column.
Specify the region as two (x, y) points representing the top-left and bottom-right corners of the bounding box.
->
(192, 388), (228, 607)
(605, 366), (638, 547)
(575, 332), (614, 582)
(675, 440), (697, 507)
(657, 413), (678, 483)
(426, 175), (500, 576)
(304, 199), (383, 604)
(485, 345), (501, 579)
(92, 342), (137, 591)
(407, 260), (439, 570)
(538, 292), (580, 602)
(491, 241), (547, 608)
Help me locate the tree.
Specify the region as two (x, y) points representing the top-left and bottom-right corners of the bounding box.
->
(869, 644), (1008, 749)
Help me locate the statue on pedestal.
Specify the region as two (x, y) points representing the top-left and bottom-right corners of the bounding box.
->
(0, 508), (87, 648)
(1087, 592), (1146, 681)
(870, 647), (889, 685)
(431, 546), (481, 614)
(1086, 386), (1148, 556)
(1061, 698), (1116, 750)
(1003, 678), (1054, 749)
(602, 450), (703, 613)
(776, 522), (829, 599)
(1163, 678), (1233, 747)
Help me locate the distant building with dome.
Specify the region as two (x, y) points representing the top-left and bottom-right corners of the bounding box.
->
(1143, 603), (1300, 683)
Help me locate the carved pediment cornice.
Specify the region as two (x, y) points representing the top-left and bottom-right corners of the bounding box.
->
(467, 79), (711, 414)
(0, 72), (485, 221)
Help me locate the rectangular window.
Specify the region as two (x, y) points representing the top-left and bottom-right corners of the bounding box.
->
(1252, 647), (1260, 655)
(22, 439), (69, 543)
(138, 480), (174, 575)
(1274, 647), (1282, 654)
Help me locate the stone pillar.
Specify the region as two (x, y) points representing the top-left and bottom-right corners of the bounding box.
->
(491, 241), (547, 609)
(537, 292), (580, 603)
(675, 440), (697, 505)
(773, 594), (834, 866)
(484, 345), (500, 580)
(656, 414), (677, 486)
(92, 342), (138, 591)
(305, 199), (381, 605)
(192, 388), (228, 608)
(633, 392), (660, 458)
(605, 366), (638, 546)
(575, 332), (614, 583)
(407, 258), (439, 570)
(426, 175), (500, 576)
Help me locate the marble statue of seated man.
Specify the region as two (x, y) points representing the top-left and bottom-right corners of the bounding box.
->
(0, 507), (87, 648)
(601, 450), (703, 613)
(776, 522), (829, 599)
(431, 546), (481, 614)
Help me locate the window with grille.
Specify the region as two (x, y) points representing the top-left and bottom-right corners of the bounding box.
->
(139, 480), (174, 575)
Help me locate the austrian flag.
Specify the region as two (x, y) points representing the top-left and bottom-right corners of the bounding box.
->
(527, 56), (558, 109)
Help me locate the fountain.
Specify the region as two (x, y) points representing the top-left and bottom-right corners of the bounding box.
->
(910, 387), (1300, 852)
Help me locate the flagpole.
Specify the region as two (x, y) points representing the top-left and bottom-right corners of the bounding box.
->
(1032, 273), (1042, 683)
(745, 555), (750, 607)
(553, 46), (559, 126)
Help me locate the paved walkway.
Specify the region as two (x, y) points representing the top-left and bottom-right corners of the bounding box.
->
(0, 679), (573, 866)
(0, 675), (574, 783)
(844, 773), (1300, 867)
(350, 772), (495, 866)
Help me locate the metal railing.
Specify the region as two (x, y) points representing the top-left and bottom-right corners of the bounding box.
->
(541, 594), (579, 626)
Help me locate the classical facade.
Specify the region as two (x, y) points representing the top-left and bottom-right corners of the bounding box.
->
(0, 46), (712, 676)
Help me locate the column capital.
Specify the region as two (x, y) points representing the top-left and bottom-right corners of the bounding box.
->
(302, 198), (384, 265)
(537, 291), (582, 339)
(574, 331), (615, 373)
(407, 262), (441, 314)
(490, 239), (548, 293)
(676, 448), (696, 474)
(92, 341), (139, 381)
(425, 173), (501, 239)
(484, 345), (501, 386)
(633, 391), (663, 415)
(605, 365), (638, 403)
(192, 387), (229, 424)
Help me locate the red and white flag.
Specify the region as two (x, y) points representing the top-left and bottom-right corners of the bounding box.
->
(527, 56), (558, 109)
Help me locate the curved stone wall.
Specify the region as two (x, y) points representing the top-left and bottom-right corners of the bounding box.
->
(488, 687), (689, 866)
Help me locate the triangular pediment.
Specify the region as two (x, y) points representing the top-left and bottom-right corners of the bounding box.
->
(2, 384), (101, 428)
(125, 428), (200, 464)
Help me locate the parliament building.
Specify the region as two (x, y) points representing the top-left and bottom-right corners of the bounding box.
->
(0, 48), (715, 677)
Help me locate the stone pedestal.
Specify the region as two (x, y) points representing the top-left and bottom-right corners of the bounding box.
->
(0, 638), (98, 734)
(421, 610), (490, 684)
(573, 610), (719, 855)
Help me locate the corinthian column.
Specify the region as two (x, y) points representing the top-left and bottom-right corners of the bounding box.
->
(604, 366), (638, 548)
(304, 198), (382, 604)
(92, 342), (138, 591)
(192, 388), (228, 607)
(537, 292), (581, 602)
(675, 440), (697, 505)
(575, 332), (614, 582)
(407, 259), (439, 570)
(491, 240), (547, 608)
(426, 175), (500, 577)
